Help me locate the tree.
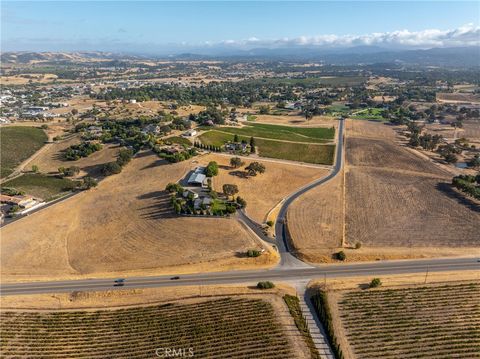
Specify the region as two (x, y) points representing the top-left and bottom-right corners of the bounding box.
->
(222, 184), (239, 199)
(369, 278), (382, 288)
(230, 157), (244, 168)
(355, 242), (362, 249)
(245, 161), (266, 176)
(258, 105), (270, 115)
(249, 137), (256, 153)
(236, 196), (247, 208)
(165, 182), (183, 193)
(101, 162), (122, 176)
(82, 176), (97, 189)
(205, 161), (219, 177)
(336, 251), (346, 261)
(233, 134), (239, 143)
(71, 108), (79, 116)
(31, 165), (39, 173)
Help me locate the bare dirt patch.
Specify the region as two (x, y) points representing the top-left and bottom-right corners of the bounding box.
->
(201, 153), (328, 223)
(1, 151), (277, 282)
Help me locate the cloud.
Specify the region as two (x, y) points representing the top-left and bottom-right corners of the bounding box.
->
(212, 24), (480, 49)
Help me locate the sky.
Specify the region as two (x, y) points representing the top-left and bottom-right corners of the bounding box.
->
(1, 1), (479, 53)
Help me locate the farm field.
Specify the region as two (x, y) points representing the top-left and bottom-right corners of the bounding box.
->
(345, 120), (480, 254)
(202, 154), (328, 223)
(0, 126), (47, 178)
(287, 170), (344, 263)
(2, 174), (78, 201)
(23, 135), (121, 177)
(1, 151), (276, 282)
(287, 119), (480, 263)
(198, 128), (336, 165)
(256, 139), (335, 165)
(215, 123), (335, 143)
(332, 283), (480, 359)
(0, 297), (299, 358)
(248, 114), (339, 128)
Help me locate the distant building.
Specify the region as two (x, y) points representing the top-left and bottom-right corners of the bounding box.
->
(0, 195), (37, 209)
(182, 129), (197, 137)
(141, 124), (161, 135)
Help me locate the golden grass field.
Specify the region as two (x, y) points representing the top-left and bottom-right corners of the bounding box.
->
(202, 153), (328, 223)
(286, 119), (480, 263)
(24, 134), (121, 177)
(1, 73), (58, 85)
(1, 151), (277, 282)
(287, 170), (344, 262)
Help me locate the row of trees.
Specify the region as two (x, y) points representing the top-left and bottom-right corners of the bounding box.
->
(452, 174), (480, 200)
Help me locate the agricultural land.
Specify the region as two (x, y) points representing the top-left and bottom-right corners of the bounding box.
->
(0, 126), (47, 178)
(326, 282), (480, 359)
(0, 151), (277, 282)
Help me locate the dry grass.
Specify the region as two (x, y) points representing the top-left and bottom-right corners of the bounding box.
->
(1, 73), (58, 85)
(1, 151), (277, 282)
(436, 92), (480, 104)
(287, 170), (344, 262)
(202, 153), (328, 223)
(24, 135), (121, 177)
(286, 119), (479, 263)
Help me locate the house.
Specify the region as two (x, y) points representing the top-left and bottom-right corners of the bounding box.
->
(0, 195), (37, 209)
(194, 196), (213, 210)
(87, 125), (103, 136)
(187, 167), (208, 187)
(182, 129), (197, 137)
(225, 142), (248, 152)
(141, 124), (161, 135)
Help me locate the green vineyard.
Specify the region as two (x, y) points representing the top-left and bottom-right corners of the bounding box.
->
(1, 298), (292, 358)
(338, 283), (480, 359)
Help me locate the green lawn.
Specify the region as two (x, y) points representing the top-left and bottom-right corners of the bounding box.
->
(216, 123), (335, 143)
(256, 139), (335, 165)
(246, 114), (257, 121)
(351, 108), (387, 120)
(0, 126), (48, 178)
(164, 136), (192, 146)
(2, 174), (79, 201)
(198, 129), (336, 165)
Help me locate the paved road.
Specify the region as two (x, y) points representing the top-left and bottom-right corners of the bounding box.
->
(274, 118), (345, 266)
(2, 257), (478, 296)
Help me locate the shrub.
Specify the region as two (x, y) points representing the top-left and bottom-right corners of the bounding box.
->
(101, 162), (122, 176)
(355, 242), (362, 249)
(266, 220), (274, 227)
(82, 176), (97, 189)
(369, 278), (382, 288)
(236, 196), (247, 208)
(247, 249), (261, 257)
(257, 281), (275, 289)
(336, 251), (346, 261)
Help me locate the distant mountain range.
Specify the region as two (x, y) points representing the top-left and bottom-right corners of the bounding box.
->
(2, 46), (479, 67)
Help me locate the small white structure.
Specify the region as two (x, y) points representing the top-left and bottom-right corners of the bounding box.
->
(182, 129), (197, 137)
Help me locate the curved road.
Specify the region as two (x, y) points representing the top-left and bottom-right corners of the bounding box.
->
(2, 118), (479, 296)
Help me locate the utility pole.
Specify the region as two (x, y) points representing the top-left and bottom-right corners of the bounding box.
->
(424, 267), (429, 284)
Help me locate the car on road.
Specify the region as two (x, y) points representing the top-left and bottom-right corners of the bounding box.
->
(114, 278), (125, 286)
(170, 276), (180, 280)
